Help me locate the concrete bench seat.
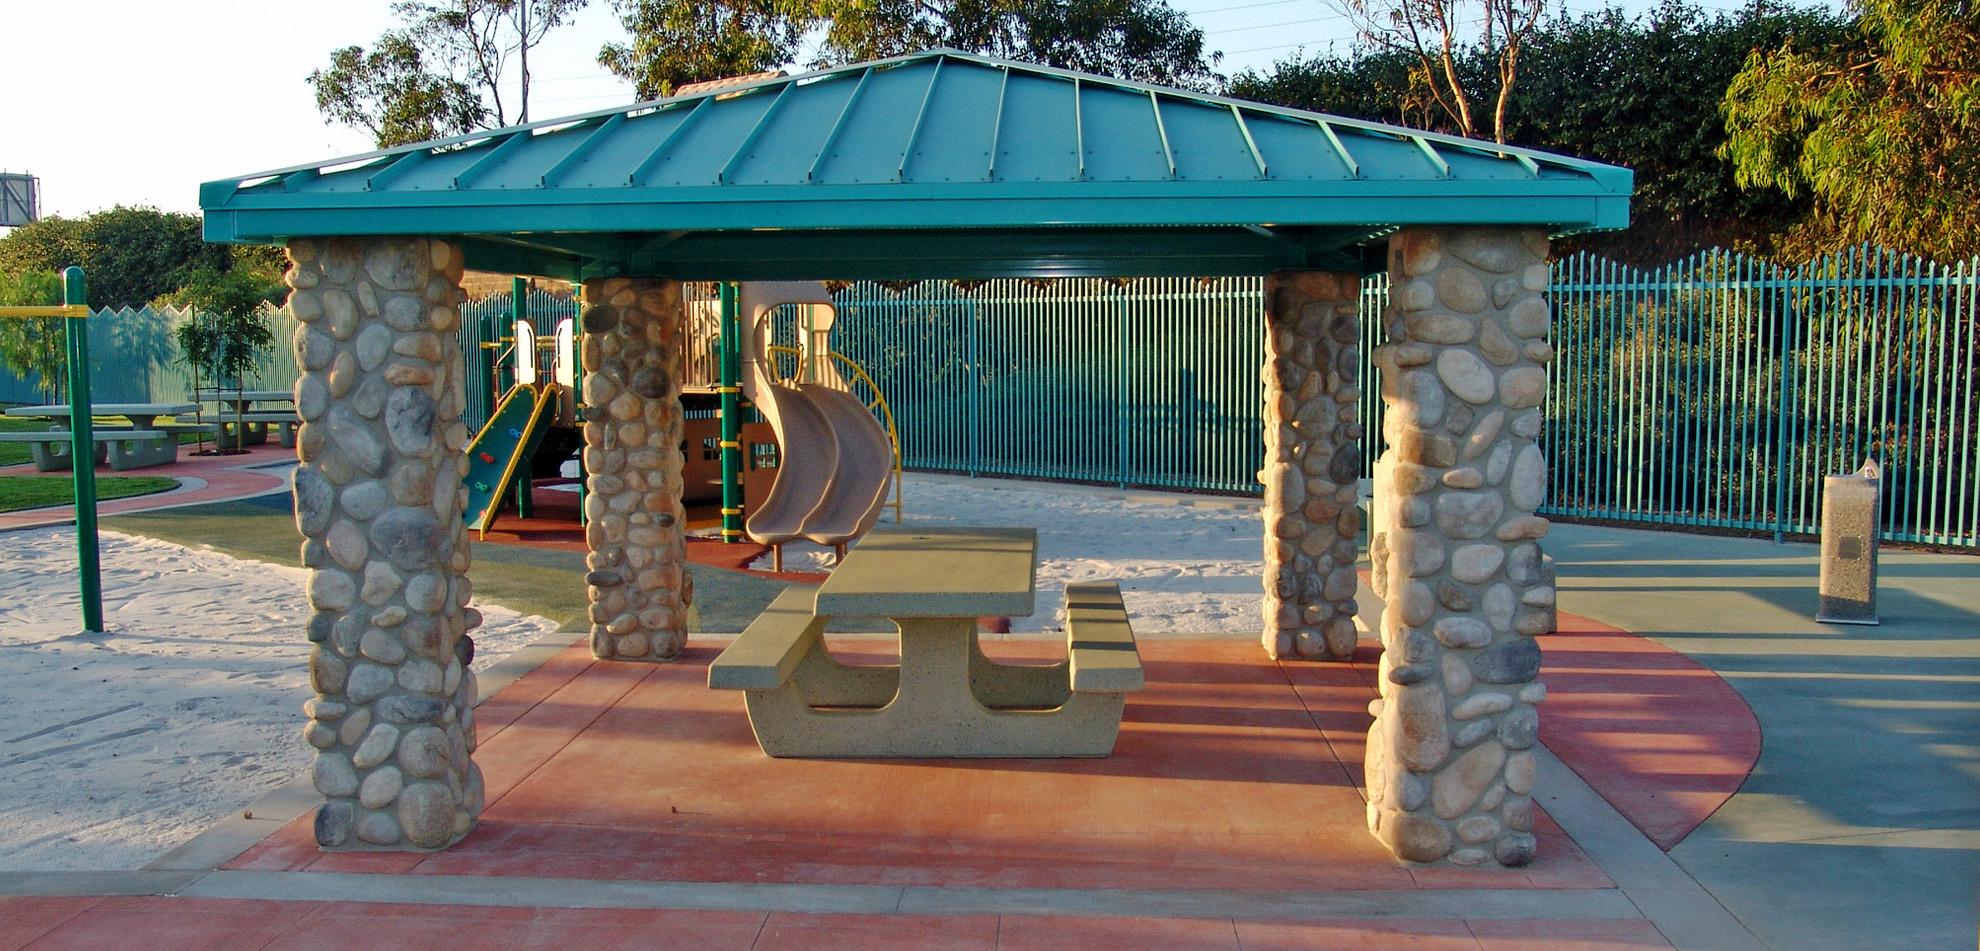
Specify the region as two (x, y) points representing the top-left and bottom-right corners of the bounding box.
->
(709, 585), (826, 691)
(213, 411), (300, 449)
(0, 428), (176, 471)
(1065, 582), (1145, 693)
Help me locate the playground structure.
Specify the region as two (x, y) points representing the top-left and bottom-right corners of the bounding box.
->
(466, 282), (900, 554)
(733, 282), (897, 568)
(462, 312), (582, 536)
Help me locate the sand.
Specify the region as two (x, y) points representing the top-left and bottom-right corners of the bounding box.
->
(0, 528), (560, 872)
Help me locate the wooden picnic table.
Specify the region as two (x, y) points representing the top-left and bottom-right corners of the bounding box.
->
(3, 402), (200, 471)
(709, 526), (1144, 758)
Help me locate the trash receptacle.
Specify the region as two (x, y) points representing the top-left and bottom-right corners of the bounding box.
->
(1817, 458), (1881, 625)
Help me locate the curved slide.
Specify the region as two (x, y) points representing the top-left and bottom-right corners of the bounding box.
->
(797, 383), (893, 546)
(737, 282), (894, 551)
(743, 381), (839, 546)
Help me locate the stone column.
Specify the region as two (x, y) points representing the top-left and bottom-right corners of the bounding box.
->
(1362, 226), (1555, 867)
(290, 236), (484, 850)
(1260, 271), (1367, 661)
(579, 278), (690, 661)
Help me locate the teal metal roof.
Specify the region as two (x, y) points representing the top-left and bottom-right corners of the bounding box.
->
(201, 50), (1631, 281)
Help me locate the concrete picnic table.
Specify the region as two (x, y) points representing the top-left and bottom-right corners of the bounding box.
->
(3, 402), (199, 471)
(709, 525), (1144, 758)
(196, 388), (298, 448)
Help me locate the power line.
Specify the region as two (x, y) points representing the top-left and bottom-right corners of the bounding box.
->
(1187, 0), (1307, 16)
(1204, 13), (1352, 34)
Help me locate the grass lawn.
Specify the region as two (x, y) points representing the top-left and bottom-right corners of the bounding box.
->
(0, 475), (180, 513)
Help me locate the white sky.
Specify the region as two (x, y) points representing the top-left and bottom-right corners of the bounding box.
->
(3, 0), (1778, 222)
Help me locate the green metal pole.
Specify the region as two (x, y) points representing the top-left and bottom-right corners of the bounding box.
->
(63, 267), (103, 633)
(719, 283), (744, 542)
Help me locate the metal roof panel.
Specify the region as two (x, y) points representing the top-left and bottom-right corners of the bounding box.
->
(201, 49), (1632, 279)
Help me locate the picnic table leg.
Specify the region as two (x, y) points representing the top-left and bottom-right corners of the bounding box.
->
(966, 634), (1072, 710)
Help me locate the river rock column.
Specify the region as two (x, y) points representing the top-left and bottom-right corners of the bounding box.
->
(1260, 271), (1366, 660)
(579, 277), (690, 662)
(1362, 226), (1554, 867)
(290, 236), (485, 850)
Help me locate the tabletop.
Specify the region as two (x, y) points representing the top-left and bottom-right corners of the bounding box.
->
(198, 389), (293, 402)
(5, 402), (199, 420)
(814, 526), (1037, 620)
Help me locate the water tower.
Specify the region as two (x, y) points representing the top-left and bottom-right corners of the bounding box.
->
(0, 173), (40, 226)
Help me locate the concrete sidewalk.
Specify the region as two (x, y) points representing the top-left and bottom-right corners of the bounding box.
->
(1544, 523), (1980, 951)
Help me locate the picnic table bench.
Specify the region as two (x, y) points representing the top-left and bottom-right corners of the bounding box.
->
(2, 402), (199, 471)
(709, 526), (1144, 758)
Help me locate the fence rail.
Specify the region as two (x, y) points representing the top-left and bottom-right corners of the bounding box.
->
(1, 245), (1970, 548)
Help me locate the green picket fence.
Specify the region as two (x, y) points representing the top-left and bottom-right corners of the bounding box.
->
(0, 303), (299, 406)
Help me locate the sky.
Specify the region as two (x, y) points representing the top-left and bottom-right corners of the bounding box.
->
(2, 0), (1776, 223)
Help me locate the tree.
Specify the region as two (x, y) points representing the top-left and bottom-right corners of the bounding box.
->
(311, 34), (488, 147)
(1226, 47), (1424, 126)
(596, 0), (1220, 101)
(813, 0), (1220, 88)
(0, 206), (235, 309)
(597, 0), (817, 100)
(0, 269), (66, 401)
(1229, 1), (1849, 263)
(1505, 0), (1846, 261)
(1327, 0), (1545, 142)
(309, 0), (588, 148)
(1720, 0), (1980, 259)
(159, 267), (284, 455)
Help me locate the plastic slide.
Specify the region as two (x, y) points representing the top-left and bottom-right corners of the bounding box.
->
(742, 382), (839, 546)
(736, 282), (893, 551)
(462, 382), (559, 535)
(797, 383), (893, 546)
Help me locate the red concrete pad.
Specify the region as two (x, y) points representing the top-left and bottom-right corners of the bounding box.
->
(995, 914), (1242, 951)
(510, 907), (766, 951)
(289, 638), (1610, 891)
(261, 901), (535, 950)
(0, 896), (102, 951)
(1236, 917), (1482, 950)
(11, 896), (313, 951)
(755, 912), (1001, 951)
(1537, 630), (1760, 849)
(1467, 917), (1676, 949)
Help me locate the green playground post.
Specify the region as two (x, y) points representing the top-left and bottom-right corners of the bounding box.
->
(63, 267), (103, 633)
(718, 282), (743, 543)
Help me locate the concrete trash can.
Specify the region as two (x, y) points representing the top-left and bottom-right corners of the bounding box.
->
(1816, 458), (1882, 625)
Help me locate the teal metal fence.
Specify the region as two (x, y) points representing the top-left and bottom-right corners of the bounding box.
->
(823, 246), (1978, 548)
(0, 248), (1969, 548)
(1547, 246), (1978, 547)
(828, 278), (1269, 492)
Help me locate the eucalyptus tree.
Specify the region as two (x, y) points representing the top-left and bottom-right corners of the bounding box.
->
(1720, 0), (1979, 259)
(310, 0), (589, 148)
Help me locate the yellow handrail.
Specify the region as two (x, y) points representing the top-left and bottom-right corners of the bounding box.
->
(765, 344), (904, 524)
